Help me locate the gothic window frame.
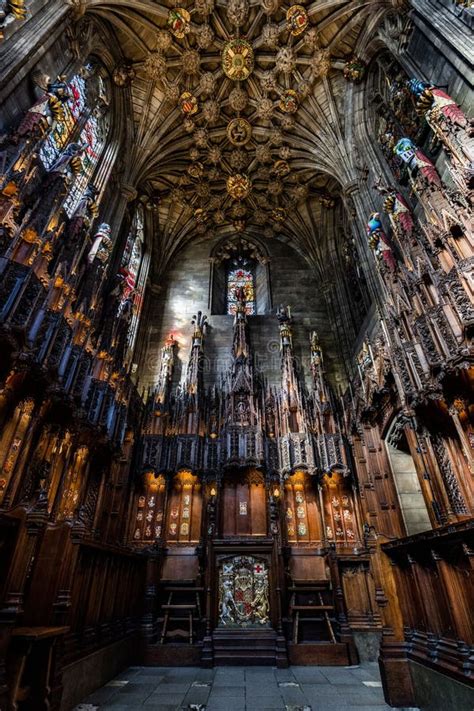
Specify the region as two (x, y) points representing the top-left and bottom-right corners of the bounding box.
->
(38, 60), (111, 217)
(210, 237), (271, 316)
(226, 260), (256, 316)
(120, 204), (150, 366)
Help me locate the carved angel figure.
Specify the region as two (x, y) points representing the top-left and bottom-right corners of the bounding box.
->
(373, 178), (414, 237)
(394, 138), (442, 187)
(407, 79), (468, 129)
(14, 76), (70, 143)
(0, 0), (26, 38)
(366, 212), (397, 272)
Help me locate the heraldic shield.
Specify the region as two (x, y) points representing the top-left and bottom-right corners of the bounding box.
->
(218, 555), (270, 628)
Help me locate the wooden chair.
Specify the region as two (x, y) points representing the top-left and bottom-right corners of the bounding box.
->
(158, 547), (203, 645)
(289, 579), (337, 644)
(159, 584), (203, 645)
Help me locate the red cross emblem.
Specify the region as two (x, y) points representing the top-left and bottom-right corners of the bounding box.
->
(254, 564), (264, 574)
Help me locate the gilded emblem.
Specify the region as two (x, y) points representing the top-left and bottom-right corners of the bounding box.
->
(287, 5), (309, 36)
(167, 8), (191, 38)
(343, 56), (366, 83)
(227, 117), (252, 146)
(179, 91), (198, 115)
(222, 39), (254, 81)
(188, 162), (204, 178)
(272, 160), (290, 177)
(227, 173), (251, 200)
(271, 207), (286, 222)
(279, 89), (299, 113)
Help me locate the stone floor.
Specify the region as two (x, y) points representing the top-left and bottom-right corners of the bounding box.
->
(75, 662), (419, 711)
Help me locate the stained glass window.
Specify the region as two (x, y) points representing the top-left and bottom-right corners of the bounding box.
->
(39, 74), (87, 169)
(63, 110), (109, 216)
(39, 66), (110, 217)
(227, 267), (255, 315)
(120, 206), (150, 362)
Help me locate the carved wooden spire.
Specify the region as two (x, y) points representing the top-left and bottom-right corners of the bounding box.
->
(277, 305), (303, 434)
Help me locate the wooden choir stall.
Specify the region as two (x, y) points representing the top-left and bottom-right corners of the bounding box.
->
(135, 298), (373, 667)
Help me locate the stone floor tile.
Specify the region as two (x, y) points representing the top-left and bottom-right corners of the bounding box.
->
(113, 669), (142, 681)
(274, 669), (297, 681)
(248, 696), (283, 707)
(213, 678), (246, 687)
(301, 682), (343, 697)
(182, 686), (211, 701)
(116, 682), (158, 695)
(193, 669), (216, 681)
(143, 693), (187, 706)
(206, 698), (246, 711)
(279, 689), (309, 705)
(348, 668), (380, 682)
(291, 669), (327, 683)
(320, 671), (361, 685)
(246, 681), (280, 691)
(77, 663), (418, 711)
(83, 688), (118, 704)
(207, 686), (246, 697)
(155, 683), (193, 693)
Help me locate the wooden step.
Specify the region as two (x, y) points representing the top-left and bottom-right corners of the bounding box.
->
(212, 628), (280, 666)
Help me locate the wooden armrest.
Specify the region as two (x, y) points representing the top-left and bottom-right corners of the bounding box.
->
(12, 626), (69, 640)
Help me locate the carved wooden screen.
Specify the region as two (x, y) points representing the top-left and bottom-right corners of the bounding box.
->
(165, 470), (202, 543)
(221, 471), (267, 537)
(321, 472), (357, 545)
(284, 470), (321, 543)
(133, 472), (166, 543)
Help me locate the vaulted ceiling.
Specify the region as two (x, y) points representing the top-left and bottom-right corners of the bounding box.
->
(79, 0), (406, 273)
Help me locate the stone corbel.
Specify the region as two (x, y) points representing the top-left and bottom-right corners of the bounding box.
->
(121, 184), (138, 203)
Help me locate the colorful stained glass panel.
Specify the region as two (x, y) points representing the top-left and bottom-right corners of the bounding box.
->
(227, 267), (255, 315)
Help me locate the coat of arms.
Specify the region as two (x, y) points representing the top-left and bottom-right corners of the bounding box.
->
(218, 555), (270, 627)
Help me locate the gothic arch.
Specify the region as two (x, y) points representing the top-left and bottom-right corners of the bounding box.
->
(209, 236), (272, 316)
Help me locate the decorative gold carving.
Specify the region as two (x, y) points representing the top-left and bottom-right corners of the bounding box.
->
(226, 174), (251, 200)
(167, 8), (190, 39)
(227, 118), (252, 146)
(179, 91), (198, 115)
(279, 89), (299, 114)
(222, 39), (254, 81)
(287, 5), (309, 36)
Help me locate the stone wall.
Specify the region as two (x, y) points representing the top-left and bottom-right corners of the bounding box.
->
(139, 236), (340, 392)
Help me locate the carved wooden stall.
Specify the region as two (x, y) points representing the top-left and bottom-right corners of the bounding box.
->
(137, 294), (372, 667)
